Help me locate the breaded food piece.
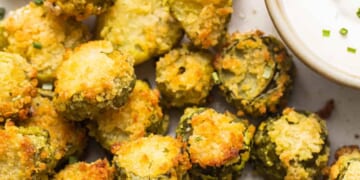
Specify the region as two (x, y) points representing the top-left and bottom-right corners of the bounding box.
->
(327, 145), (360, 180)
(44, 0), (115, 21)
(53, 40), (136, 121)
(169, 0), (232, 49)
(96, 0), (183, 65)
(176, 107), (255, 179)
(0, 2), (90, 83)
(0, 122), (54, 179)
(0, 52), (37, 122)
(251, 108), (330, 180)
(214, 31), (294, 117)
(87, 80), (169, 151)
(20, 96), (87, 164)
(156, 45), (214, 107)
(112, 135), (191, 179)
(54, 159), (115, 180)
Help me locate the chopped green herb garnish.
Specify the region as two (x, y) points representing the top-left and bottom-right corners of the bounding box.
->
(163, 148), (169, 153)
(212, 72), (221, 85)
(195, 136), (202, 142)
(33, 0), (43, 5)
(68, 156), (78, 164)
(322, 29), (331, 37)
(0, 8), (5, 20)
(357, 8), (360, 18)
(339, 28), (348, 36)
(347, 47), (357, 54)
(32, 42), (42, 49)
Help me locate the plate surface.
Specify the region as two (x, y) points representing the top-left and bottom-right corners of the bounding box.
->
(266, 0), (360, 89)
(2, 1), (360, 180)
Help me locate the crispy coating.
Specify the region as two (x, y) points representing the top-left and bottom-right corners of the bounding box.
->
(55, 159), (115, 180)
(0, 122), (54, 179)
(327, 145), (360, 180)
(156, 45), (214, 107)
(97, 0), (183, 65)
(53, 40), (136, 121)
(214, 31), (294, 117)
(169, 0), (232, 49)
(88, 80), (169, 151)
(0, 2), (90, 83)
(0, 52), (37, 122)
(20, 96), (87, 165)
(112, 135), (191, 179)
(251, 108), (330, 180)
(44, 0), (115, 21)
(176, 107), (255, 179)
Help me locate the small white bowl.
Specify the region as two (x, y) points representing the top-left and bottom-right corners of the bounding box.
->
(265, 0), (360, 89)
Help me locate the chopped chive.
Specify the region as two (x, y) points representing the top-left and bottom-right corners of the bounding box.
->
(212, 72), (221, 85)
(33, 0), (43, 5)
(68, 156), (78, 164)
(32, 42), (42, 49)
(0, 8), (5, 20)
(357, 8), (360, 18)
(322, 29), (331, 37)
(347, 47), (357, 54)
(339, 28), (348, 36)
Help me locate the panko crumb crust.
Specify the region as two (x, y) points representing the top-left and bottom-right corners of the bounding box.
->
(54, 159), (115, 180)
(327, 145), (360, 180)
(54, 40), (135, 121)
(88, 80), (168, 151)
(113, 135), (191, 179)
(214, 30), (294, 117)
(0, 52), (37, 122)
(252, 108), (330, 180)
(176, 107), (255, 179)
(0, 2), (90, 83)
(156, 46), (214, 107)
(169, 0), (233, 49)
(97, 0), (183, 65)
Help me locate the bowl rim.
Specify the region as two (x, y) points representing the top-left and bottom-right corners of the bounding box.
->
(265, 0), (360, 89)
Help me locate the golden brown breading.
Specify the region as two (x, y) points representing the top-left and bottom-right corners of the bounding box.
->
(156, 45), (214, 107)
(20, 96), (87, 164)
(44, 0), (115, 21)
(327, 145), (360, 180)
(176, 107), (255, 178)
(53, 40), (136, 121)
(169, 0), (232, 48)
(251, 108), (330, 180)
(0, 52), (37, 122)
(1, 2), (90, 83)
(88, 80), (168, 151)
(113, 135), (191, 179)
(96, 0), (183, 65)
(54, 159), (115, 180)
(0, 121), (54, 179)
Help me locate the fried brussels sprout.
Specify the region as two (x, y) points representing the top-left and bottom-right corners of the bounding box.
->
(87, 80), (169, 151)
(54, 159), (115, 180)
(327, 145), (360, 180)
(251, 108), (330, 180)
(53, 40), (136, 121)
(0, 122), (54, 179)
(44, 0), (115, 20)
(176, 107), (256, 179)
(214, 31), (294, 117)
(156, 46), (214, 107)
(0, 52), (37, 122)
(20, 96), (87, 164)
(96, 0), (183, 65)
(112, 135), (191, 179)
(169, 0), (232, 49)
(0, 2), (90, 83)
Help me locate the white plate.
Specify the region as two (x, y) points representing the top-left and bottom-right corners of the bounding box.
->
(266, 0), (360, 89)
(2, 1), (360, 180)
